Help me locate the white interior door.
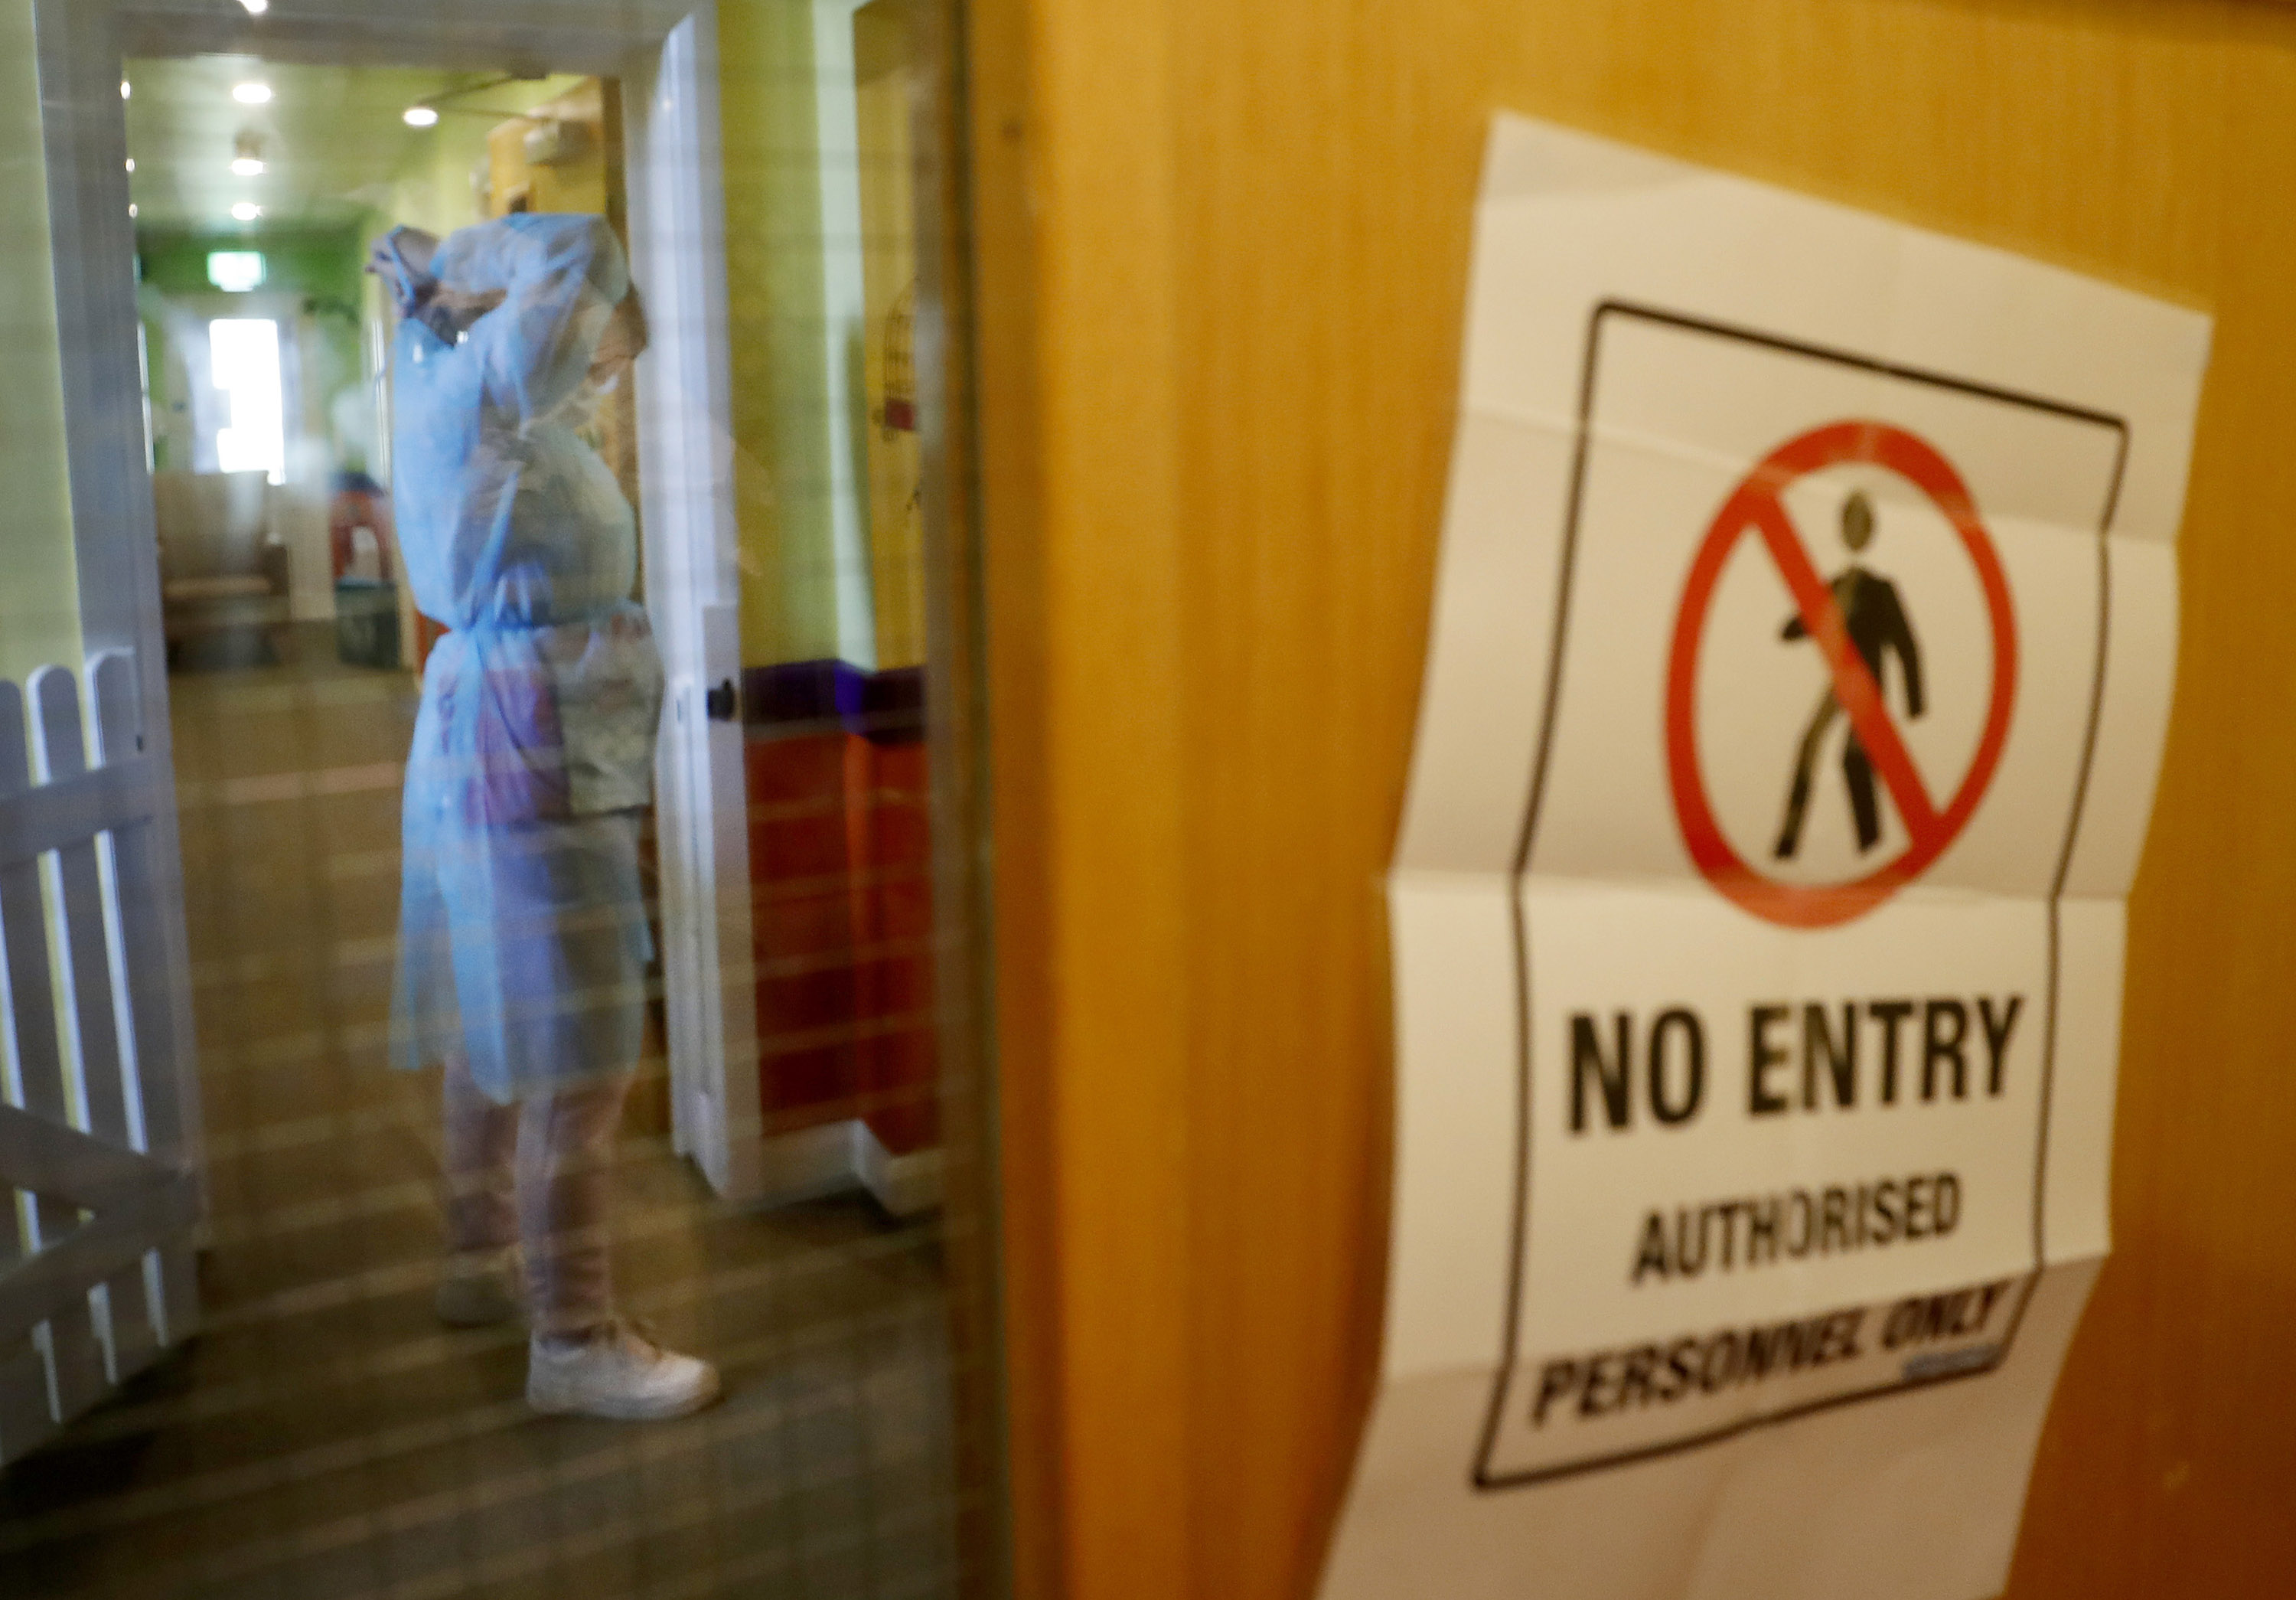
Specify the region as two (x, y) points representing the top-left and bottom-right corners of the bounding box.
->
(622, 12), (762, 1200)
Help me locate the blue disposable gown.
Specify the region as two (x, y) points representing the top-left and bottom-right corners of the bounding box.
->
(387, 214), (664, 1104)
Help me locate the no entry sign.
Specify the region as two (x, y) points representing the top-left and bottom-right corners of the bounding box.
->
(1463, 302), (2121, 1492)
(1665, 421), (2019, 928)
(1328, 116), (2210, 1600)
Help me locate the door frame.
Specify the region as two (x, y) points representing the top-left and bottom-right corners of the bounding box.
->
(28, 0), (758, 1201)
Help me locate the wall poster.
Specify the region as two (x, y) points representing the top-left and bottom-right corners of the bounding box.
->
(1321, 115), (2210, 1600)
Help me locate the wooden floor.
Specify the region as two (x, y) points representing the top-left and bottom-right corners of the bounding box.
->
(0, 630), (960, 1599)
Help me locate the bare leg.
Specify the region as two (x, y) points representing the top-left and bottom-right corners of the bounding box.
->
(1774, 687), (1841, 860)
(517, 1074), (635, 1341)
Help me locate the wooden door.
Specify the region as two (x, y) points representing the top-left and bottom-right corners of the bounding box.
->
(970, 2), (2296, 1596)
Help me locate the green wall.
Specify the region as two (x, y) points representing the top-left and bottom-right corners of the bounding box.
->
(722, 0), (876, 668)
(0, 0), (83, 682)
(135, 226), (371, 478)
(138, 227), (366, 307)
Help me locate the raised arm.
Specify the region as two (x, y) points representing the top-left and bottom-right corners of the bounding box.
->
(430, 214), (631, 425)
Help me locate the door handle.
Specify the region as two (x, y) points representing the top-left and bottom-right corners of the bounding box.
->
(703, 678), (739, 722)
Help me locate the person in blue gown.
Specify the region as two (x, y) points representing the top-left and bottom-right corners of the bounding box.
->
(371, 214), (717, 1420)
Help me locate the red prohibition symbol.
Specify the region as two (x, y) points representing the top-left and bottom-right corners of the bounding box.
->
(1665, 420), (2017, 929)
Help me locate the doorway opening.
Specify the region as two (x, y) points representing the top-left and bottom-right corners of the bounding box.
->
(2, 4), (997, 1595)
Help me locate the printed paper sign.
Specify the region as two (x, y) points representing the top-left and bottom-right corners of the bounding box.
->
(1320, 117), (2207, 1600)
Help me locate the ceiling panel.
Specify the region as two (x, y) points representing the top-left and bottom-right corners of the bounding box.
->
(124, 54), (582, 234)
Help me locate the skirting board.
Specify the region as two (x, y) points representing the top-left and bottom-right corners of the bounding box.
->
(729, 1117), (944, 1218)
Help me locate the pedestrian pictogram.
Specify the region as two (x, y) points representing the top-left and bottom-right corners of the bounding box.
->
(1665, 421), (2018, 929)
(1773, 489), (1926, 860)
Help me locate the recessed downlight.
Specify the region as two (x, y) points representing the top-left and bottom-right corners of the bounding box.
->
(403, 106), (440, 129)
(231, 201), (263, 222)
(231, 157), (265, 177)
(232, 83), (272, 105)
(240, 0), (270, 12)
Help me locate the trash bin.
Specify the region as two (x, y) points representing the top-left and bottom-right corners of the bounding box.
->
(330, 470), (401, 669)
(335, 578), (401, 668)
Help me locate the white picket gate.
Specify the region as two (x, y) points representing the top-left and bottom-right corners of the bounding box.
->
(0, 653), (200, 1466)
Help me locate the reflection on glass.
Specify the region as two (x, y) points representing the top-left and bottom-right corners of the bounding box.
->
(4, 12), (987, 1598)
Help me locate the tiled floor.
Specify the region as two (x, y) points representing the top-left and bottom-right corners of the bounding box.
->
(0, 633), (960, 1599)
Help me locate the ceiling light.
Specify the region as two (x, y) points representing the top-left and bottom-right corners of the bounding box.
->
(120, 80), (131, 100)
(240, 0), (269, 11)
(403, 106), (439, 129)
(125, 157), (135, 172)
(129, 203), (139, 218)
(231, 202), (263, 222)
(231, 157), (265, 177)
(232, 83), (272, 105)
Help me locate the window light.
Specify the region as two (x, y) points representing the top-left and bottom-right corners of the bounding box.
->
(210, 318), (286, 485)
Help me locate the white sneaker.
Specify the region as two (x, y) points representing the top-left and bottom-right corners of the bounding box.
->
(435, 1248), (523, 1327)
(526, 1320), (722, 1420)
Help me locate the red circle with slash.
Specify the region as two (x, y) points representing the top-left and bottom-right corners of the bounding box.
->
(1665, 420), (2017, 929)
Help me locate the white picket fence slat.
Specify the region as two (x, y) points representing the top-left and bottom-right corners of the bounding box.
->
(90, 653), (200, 1351)
(0, 655), (200, 1466)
